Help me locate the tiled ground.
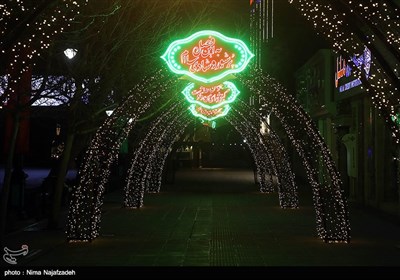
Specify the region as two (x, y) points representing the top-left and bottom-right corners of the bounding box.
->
(3, 168), (400, 267)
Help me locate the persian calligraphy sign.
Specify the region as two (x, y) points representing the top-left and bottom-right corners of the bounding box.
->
(161, 30), (254, 84)
(162, 30), (254, 122)
(182, 81), (240, 110)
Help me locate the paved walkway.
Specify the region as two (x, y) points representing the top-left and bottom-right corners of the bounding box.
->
(2, 168), (400, 268)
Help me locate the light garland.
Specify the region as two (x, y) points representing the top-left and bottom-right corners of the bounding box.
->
(67, 69), (179, 241)
(144, 117), (192, 194)
(238, 68), (350, 242)
(288, 0), (400, 144)
(68, 67), (350, 242)
(229, 101), (299, 208)
(228, 112), (276, 193)
(1, 1), (87, 106)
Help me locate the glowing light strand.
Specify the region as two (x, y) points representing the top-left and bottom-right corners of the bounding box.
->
(288, 0), (400, 144)
(67, 69), (179, 241)
(231, 101), (299, 208)
(227, 113), (278, 193)
(143, 116), (192, 194)
(124, 100), (186, 208)
(181, 81), (240, 109)
(0, 1), (88, 105)
(228, 104), (298, 208)
(239, 69), (350, 242)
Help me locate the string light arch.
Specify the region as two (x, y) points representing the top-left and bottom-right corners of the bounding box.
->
(229, 101), (299, 208)
(124, 96), (299, 210)
(144, 116), (193, 194)
(124, 100), (189, 208)
(238, 69), (350, 242)
(9, 0), (400, 245)
(67, 67), (350, 242)
(67, 69), (180, 241)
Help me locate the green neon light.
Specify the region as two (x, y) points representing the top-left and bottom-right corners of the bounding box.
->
(391, 113), (400, 126)
(161, 30), (254, 83)
(181, 81), (240, 110)
(188, 104), (231, 121)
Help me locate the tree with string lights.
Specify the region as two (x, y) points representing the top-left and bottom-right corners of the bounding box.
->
(288, 0), (400, 142)
(0, 0), (85, 244)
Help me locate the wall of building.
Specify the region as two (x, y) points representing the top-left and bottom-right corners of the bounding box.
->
(295, 48), (399, 219)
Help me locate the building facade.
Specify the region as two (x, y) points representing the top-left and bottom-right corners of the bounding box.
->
(295, 48), (399, 218)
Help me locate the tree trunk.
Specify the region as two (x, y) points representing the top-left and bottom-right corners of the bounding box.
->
(48, 132), (75, 229)
(0, 114), (20, 246)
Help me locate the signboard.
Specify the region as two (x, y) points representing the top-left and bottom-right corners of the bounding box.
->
(335, 46), (371, 93)
(162, 30), (254, 122)
(181, 81), (240, 110)
(189, 104), (231, 121)
(161, 30), (254, 84)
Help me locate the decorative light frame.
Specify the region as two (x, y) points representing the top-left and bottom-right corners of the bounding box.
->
(182, 81), (240, 110)
(161, 30), (254, 84)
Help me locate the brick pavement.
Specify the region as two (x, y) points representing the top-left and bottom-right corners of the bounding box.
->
(2, 168), (400, 267)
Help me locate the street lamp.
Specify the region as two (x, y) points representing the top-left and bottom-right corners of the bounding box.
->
(64, 48), (78, 59)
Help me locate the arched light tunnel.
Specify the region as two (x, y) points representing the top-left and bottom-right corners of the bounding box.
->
(67, 68), (350, 243)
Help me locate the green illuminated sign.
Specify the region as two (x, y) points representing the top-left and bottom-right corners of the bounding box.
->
(181, 81), (240, 110)
(161, 30), (254, 84)
(162, 30), (254, 122)
(391, 113), (400, 126)
(189, 104), (231, 121)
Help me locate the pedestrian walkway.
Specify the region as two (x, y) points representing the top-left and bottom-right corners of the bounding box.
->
(0, 167), (77, 232)
(2, 168), (400, 267)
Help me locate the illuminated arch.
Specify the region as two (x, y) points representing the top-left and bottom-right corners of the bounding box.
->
(238, 69), (350, 242)
(289, 0), (400, 143)
(228, 102), (299, 208)
(66, 69), (179, 241)
(67, 68), (350, 243)
(144, 117), (193, 194)
(124, 101), (190, 208)
(125, 100), (297, 210)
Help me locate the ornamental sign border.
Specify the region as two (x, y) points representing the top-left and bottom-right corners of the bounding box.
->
(189, 104), (231, 122)
(181, 81), (240, 110)
(161, 30), (254, 84)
